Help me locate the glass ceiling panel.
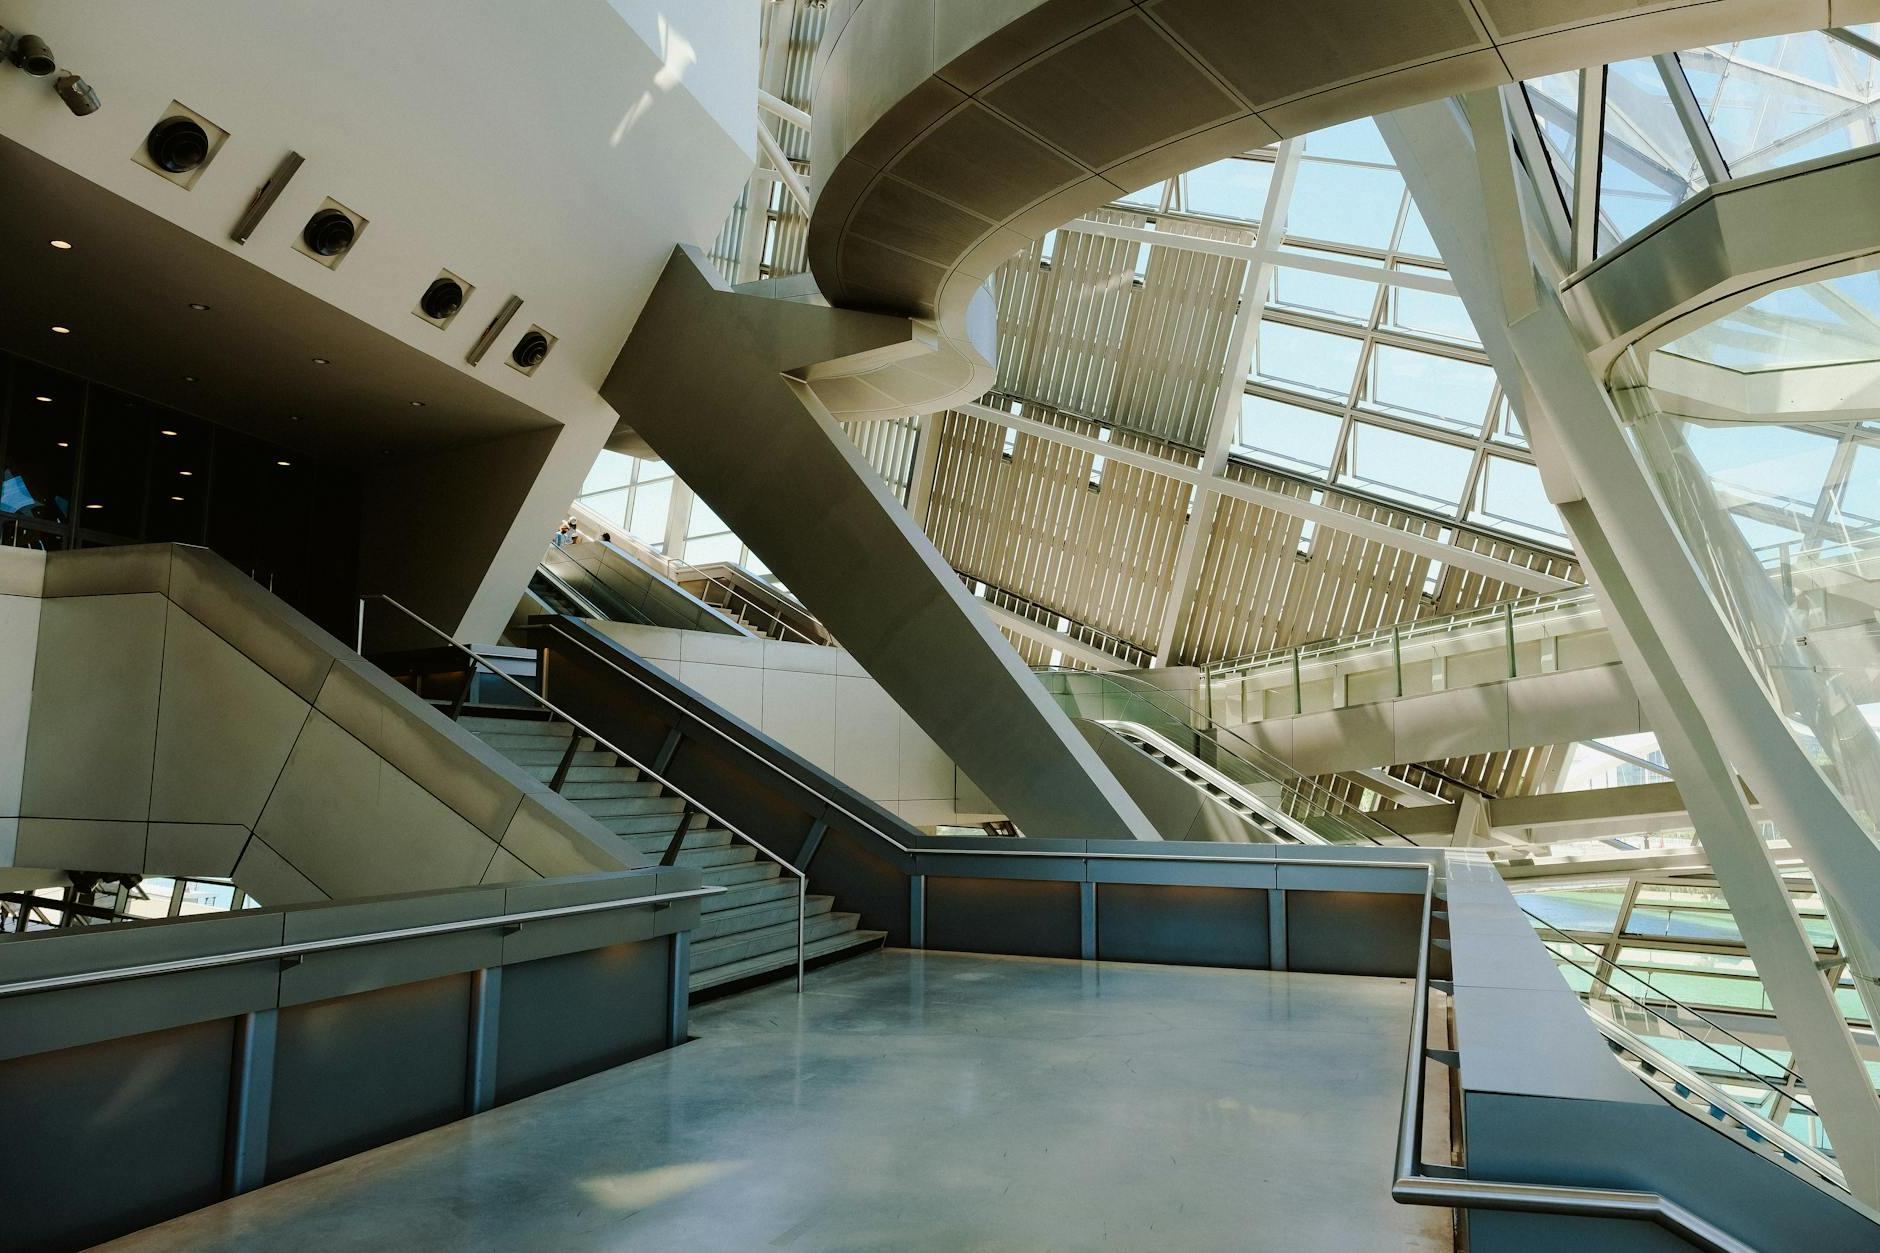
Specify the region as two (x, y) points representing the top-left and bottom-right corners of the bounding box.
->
(1287, 160), (1405, 249)
(1341, 422), (1473, 512)
(1659, 271), (1880, 371)
(1682, 33), (1880, 176)
(1177, 156), (1270, 223)
(1362, 344), (1497, 436)
(1093, 115), (1568, 551)
(1253, 321), (1361, 400)
(1598, 57), (1707, 243)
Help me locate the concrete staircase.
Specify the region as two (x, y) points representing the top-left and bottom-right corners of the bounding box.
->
(458, 714), (885, 993)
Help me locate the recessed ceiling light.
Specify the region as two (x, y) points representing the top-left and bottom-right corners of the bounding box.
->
(170, 495), (185, 502)
(311, 357), (330, 365)
(410, 400), (426, 407)
(187, 303), (210, 311)
(182, 376), (198, 383)
(178, 470), (194, 477)
(159, 429), (179, 437)
(276, 459), (292, 467)
(55, 441), (69, 448)
(288, 414), (300, 421)
(49, 239), (72, 250)
(84, 503), (102, 510)
(50, 325), (70, 334)
(33, 395), (51, 403)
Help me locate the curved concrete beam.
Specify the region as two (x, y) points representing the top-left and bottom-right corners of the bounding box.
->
(807, 0), (1829, 420)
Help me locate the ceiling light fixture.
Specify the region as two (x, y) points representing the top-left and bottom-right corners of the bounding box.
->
(275, 459), (291, 467)
(50, 325), (70, 334)
(84, 503), (102, 510)
(187, 302), (210, 311)
(33, 395), (51, 403)
(55, 441), (69, 448)
(170, 495), (185, 502)
(311, 357), (329, 365)
(159, 428), (179, 436)
(178, 470), (194, 477)
(182, 375), (198, 383)
(410, 400), (425, 407)
(49, 239), (71, 250)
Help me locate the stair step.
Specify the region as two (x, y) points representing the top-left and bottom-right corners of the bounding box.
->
(557, 780), (662, 800)
(690, 911), (863, 973)
(581, 795), (688, 819)
(475, 731), (596, 752)
(699, 860), (782, 887)
(623, 827), (734, 854)
(674, 843), (757, 870)
(689, 929), (886, 993)
(525, 764), (641, 784)
(702, 878), (800, 913)
(458, 715), (566, 736)
(495, 748), (615, 769)
(601, 810), (691, 836)
(694, 894), (835, 942)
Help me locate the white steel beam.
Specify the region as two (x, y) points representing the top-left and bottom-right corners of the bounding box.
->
(981, 600), (1126, 671)
(1382, 93), (1880, 1204)
(958, 401), (1577, 594)
(755, 121), (812, 216)
(757, 87), (811, 133)
(1066, 216), (1457, 293)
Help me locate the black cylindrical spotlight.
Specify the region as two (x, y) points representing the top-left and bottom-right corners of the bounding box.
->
(302, 208), (356, 257)
(512, 331), (550, 369)
(421, 277), (465, 321)
(147, 116), (209, 172)
(55, 74), (100, 117)
(10, 33), (54, 76)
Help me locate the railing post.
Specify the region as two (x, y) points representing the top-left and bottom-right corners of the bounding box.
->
(660, 806), (695, 867)
(224, 1008), (278, 1196)
(549, 731), (581, 794)
(1504, 602), (1517, 678)
(667, 933), (691, 1044)
(466, 967), (502, 1114)
(355, 597), (367, 655)
(447, 663), (477, 721)
(1392, 625), (1404, 699)
(1291, 646), (1303, 715)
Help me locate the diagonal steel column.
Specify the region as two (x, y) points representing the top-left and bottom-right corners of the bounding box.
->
(1381, 94), (1880, 1202)
(601, 247), (1157, 841)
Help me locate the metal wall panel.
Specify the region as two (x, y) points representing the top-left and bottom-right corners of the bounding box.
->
(0, 1016), (236, 1252)
(494, 939), (670, 1105)
(1286, 889), (1422, 977)
(924, 875), (1082, 958)
(267, 974), (473, 1182)
(1095, 882), (1270, 967)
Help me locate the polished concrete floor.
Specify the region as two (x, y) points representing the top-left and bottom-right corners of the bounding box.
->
(106, 950), (1448, 1252)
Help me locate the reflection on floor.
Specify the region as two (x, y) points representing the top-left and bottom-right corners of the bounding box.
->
(104, 950), (1447, 1252)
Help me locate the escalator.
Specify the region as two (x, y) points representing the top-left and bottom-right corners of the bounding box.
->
(1036, 668), (1411, 847)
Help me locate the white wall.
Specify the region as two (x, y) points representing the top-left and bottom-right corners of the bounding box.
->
(585, 623), (1003, 829)
(0, 549), (46, 866)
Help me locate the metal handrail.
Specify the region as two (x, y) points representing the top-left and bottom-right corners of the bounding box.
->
(0, 886), (721, 1000)
(359, 594), (810, 994)
(1522, 905), (1806, 1089)
(1393, 872), (1759, 1252)
(1535, 938), (1843, 1189)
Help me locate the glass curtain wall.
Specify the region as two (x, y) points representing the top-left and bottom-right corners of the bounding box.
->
(0, 348), (362, 633)
(1612, 313), (1880, 841)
